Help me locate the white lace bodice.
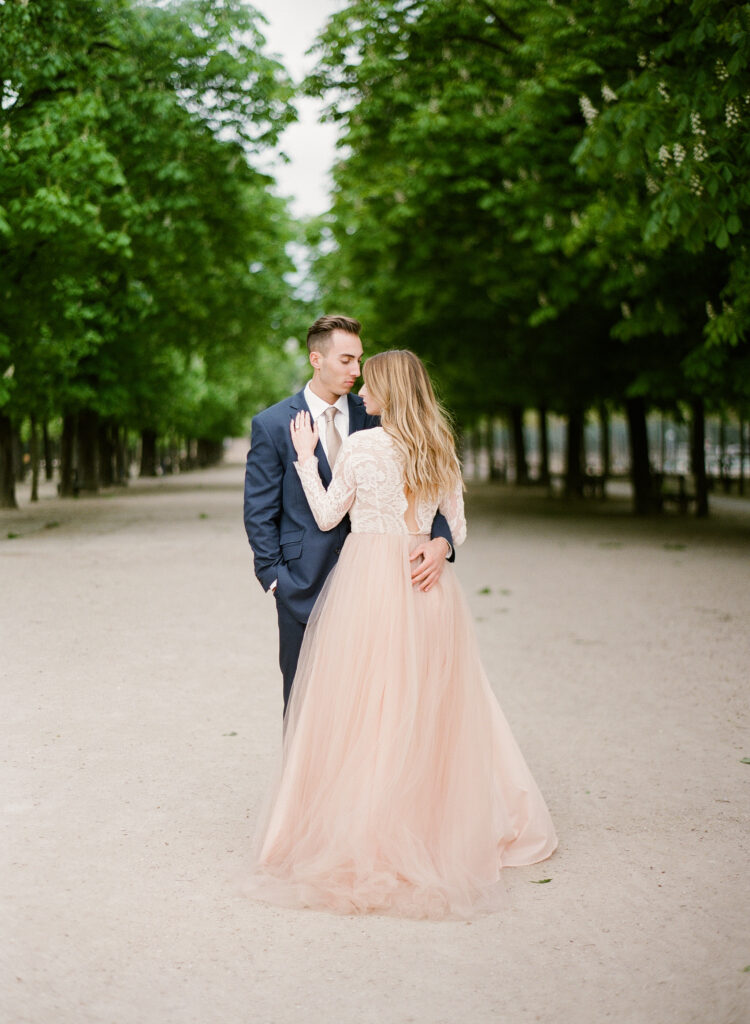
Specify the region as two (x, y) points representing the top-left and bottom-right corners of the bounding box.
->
(294, 427), (466, 543)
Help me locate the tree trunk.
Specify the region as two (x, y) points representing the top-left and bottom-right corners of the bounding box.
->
(740, 418), (746, 498)
(13, 426), (25, 482)
(509, 406), (529, 485)
(197, 438), (223, 467)
(564, 409), (584, 497)
(140, 428), (158, 477)
(60, 415), (75, 496)
(59, 414), (77, 497)
(599, 403), (611, 481)
(30, 415), (40, 502)
(487, 418), (500, 481)
(719, 414), (730, 493)
(98, 420), (115, 488)
(470, 426), (482, 482)
(114, 426), (128, 485)
(537, 407), (550, 486)
(42, 420), (53, 481)
(481, 420), (493, 482)
(77, 409), (99, 493)
(691, 397), (709, 518)
(169, 441), (180, 475)
(625, 397), (651, 513)
(0, 413), (18, 508)
(625, 396), (653, 515)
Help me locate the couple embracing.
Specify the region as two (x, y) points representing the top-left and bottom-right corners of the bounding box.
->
(243, 314), (557, 919)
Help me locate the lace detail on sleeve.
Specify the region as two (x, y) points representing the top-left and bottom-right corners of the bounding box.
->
(294, 447), (357, 531)
(439, 481), (467, 547)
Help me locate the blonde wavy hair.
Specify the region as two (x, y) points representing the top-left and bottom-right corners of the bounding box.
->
(362, 350), (463, 502)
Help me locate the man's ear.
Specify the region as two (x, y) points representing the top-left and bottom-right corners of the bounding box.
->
(309, 350), (321, 372)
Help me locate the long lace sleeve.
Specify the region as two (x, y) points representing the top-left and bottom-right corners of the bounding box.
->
(294, 445), (357, 531)
(439, 481), (467, 547)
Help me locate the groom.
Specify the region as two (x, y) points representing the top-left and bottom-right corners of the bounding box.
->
(244, 314), (454, 714)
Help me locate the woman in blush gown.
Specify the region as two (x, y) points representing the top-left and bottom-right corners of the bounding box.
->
(245, 350), (557, 919)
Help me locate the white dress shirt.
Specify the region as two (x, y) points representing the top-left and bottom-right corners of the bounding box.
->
(303, 382), (349, 461)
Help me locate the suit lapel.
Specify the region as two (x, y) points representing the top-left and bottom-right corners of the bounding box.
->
(289, 388), (308, 413)
(291, 386), (332, 484)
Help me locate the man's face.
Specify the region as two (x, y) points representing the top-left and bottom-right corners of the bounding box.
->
(310, 329), (363, 399)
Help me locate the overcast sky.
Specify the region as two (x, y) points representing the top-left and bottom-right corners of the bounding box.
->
(252, 0), (347, 219)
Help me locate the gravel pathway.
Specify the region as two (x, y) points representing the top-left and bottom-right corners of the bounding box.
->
(2, 454), (749, 1024)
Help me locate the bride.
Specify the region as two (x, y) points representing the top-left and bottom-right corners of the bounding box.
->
(245, 350), (557, 918)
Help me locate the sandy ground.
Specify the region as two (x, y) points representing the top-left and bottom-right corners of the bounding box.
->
(2, 444), (749, 1024)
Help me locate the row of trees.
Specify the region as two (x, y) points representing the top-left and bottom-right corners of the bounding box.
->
(306, 0), (750, 514)
(0, 0), (304, 508)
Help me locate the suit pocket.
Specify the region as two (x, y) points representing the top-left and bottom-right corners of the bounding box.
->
(280, 529), (303, 563)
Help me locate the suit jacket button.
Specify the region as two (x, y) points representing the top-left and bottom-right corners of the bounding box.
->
(334, 546), (341, 554)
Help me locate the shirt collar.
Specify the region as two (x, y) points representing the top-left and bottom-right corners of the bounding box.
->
(304, 382), (348, 419)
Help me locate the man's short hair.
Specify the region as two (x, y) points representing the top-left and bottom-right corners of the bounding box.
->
(306, 314), (361, 355)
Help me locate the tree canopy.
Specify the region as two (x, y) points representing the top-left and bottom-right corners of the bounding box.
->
(0, 0), (304, 504)
(2, 0), (748, 515)
(305, 0), (750, 512)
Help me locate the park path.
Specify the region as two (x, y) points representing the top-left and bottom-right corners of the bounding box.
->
(2, 449), (749, 1024)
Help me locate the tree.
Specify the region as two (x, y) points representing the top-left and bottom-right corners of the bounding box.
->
(0, 0), (300, 506)
(306, 1), (623, 492)
(307, 0), (750, 514)
(568, 0), (750, 514)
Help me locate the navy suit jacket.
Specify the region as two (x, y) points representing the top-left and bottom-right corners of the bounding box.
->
(244, 387), (454, 622)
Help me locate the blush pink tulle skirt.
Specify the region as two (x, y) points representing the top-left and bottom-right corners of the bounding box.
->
(244, 533), (558, 919)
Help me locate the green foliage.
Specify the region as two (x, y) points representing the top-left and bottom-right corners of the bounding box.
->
(305, 0), (750, 425)
(569, 0), (750, 397)
(0, 0), (302, 445)
(304, 1), (622, 419)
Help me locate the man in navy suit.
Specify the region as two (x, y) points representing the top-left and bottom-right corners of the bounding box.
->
(244, 314), (454, 715)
